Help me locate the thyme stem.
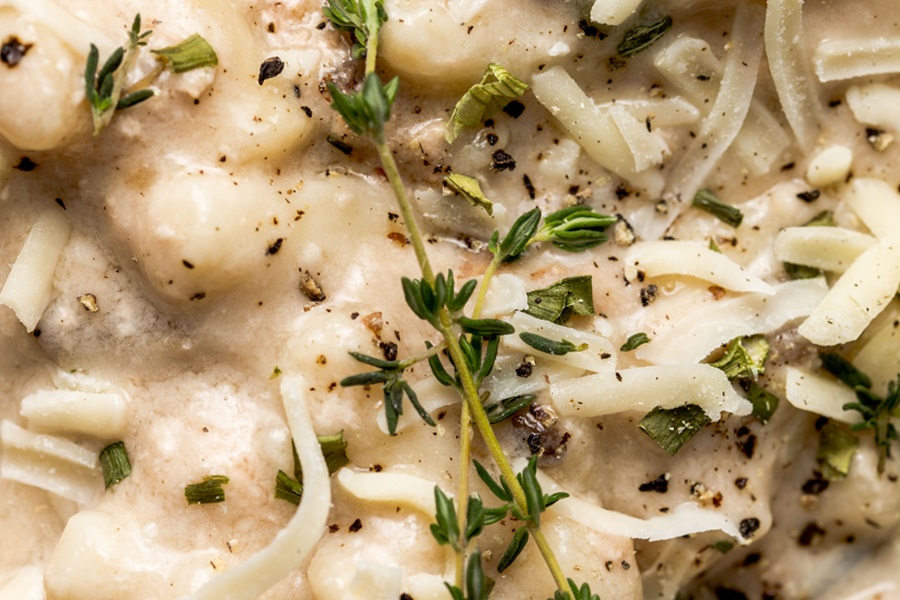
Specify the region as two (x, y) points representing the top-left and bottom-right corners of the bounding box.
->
(363, 0), (380, 76)
(375, 141), (435, 284)
(471, 254), (503, 320)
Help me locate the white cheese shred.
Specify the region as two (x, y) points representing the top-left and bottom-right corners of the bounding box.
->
(20, 389), (128, 439)
(843, 178), (900, 241)
(784, 367), (862, 424)
(628, 240), (775, 294)
(765, 0), (823, 147)
(814, 37), (900, 82)
(798, 238), (900, 346)
(0, 419), (100, 505)
(186, 376), (330, 600)
(661, 3), (764, 232)
(774, 227), (877, 273)
(337, 468), (438, 517)
(636, 278), (828, 365)
(532, 465), (747, 543)
(0, 208), (72, 333)
(845, 83), (900, 134)
(550, 364), (751, 421)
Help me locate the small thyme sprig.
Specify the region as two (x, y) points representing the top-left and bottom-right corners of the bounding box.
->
(323, 0), (387, 71)
(85, 15), (153, 135)
(820, 352), (900, 475)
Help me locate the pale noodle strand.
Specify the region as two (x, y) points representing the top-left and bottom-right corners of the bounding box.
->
(765, 0), (823, 146)
(185, 376), (331, 600)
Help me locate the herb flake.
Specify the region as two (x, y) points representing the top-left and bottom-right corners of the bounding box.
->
(524, 275), (595, 324)
(444, 173), (493, 216)
(152, 34), (218, 73)
(621, 332), (650, 352)
(185, 475), (230, 504)
(639, 404), (711, 455)
(618, 16), (673, 59)
(691, 189), (743, 228)
(446, 63), (528, 143)
(99, 441), (132, 488)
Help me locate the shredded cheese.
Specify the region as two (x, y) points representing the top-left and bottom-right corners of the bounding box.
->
(0, 208), (72, 332)
(784, 367), (862, 424)
(774, 227), (877, 273)
(20, 389), (128, 439)
(814, 37), (900, 82)
(550, 364), (751, 421)
(628, 240), (775, 294)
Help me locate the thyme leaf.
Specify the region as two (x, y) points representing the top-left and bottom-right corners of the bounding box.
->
(444, 173), (493, 216)
(532, 206), (617, 252)
(323, 0), (387, 60)
(519, 332), (588, 356)
(639, 404), (711, 455)
(620, 332), (651, 352)
(328, 72), (399, 144)
(446, 63), (528, 143)
(524, 275), (595, 324)
(618, 15), (674, 59)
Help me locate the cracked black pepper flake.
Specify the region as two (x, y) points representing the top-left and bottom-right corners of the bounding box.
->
(491, 149), (516, 171)
(737, 434), (756, 459)
(380, 341), (398, 361)
(400, 595), (414, 600)
(190, 292), (206, 301)
(502, 100), (525, 118)
(349, 518), (363, 532)
(13, 157), (37, 171)
(328, 523), (339, 533)
(300, 105), (313, 118)
(797, 522), (826, 547)
(515, 359), (534, 378)
(182, 260), (195, 269)
(266, 238), (284, 255)
(796, 190), (821, 203)
(55, 198), (66, 210)
(522, 174), (536, 199)
(486, 132), (499, 145)
(739, 517), (761, 538)
(640, 284), (658, 306)
(802, 476), (829, 495)
(257, 56), (285, 85)
(735, 477), (748, 489)
(638, 473), (670, 493)
(1, 36), (31, 67)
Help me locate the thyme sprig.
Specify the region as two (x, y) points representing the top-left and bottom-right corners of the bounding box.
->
(820, 352), (900, 474)
(323, 0), (387, 70)
(327, 5), (601, 594)
(85, 15), (153, 135)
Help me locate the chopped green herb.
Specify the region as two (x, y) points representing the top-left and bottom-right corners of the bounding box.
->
(709, 336), (769, 380)
(745, 381), (780, 425)
(621, 332), (651, 352)
(444, 173), (493, 216)
(275, 431), (350, 504)
(532, 206), (618, 252)
(817, 422), (859, 481)
(639, 404), (711, 455)
(844, 376), (900, 474)
(691, 189), (743, 228)
(151, 33), (218, 73)
(524, 275), (595, 324)
(484, 394), (535, 424)
(99, 441), (131, 489)
(820, 352), (872, 390)
(805, 210), (835, 228)
(274, 469), (303, 505)
(269, 365), (282, 380)
(710, 540), (735, 554)
(498, 527), (529, 572)
(618, 15), (673, 59)
(446, 63), (528, 143)
(318, 431), (351, 475)
(323, 0), (387, 60)
(519, 332), (587, 356)
(185, 475), (229, 504)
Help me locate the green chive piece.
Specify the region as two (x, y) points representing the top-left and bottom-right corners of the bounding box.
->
(621, 332), (651, 352)
(99, 441), (132, 489)
(185, 475), (230, 504)
(691, 189), (743, 228)
(519, 332), (587, 356)
(152, 34), (218, 73)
